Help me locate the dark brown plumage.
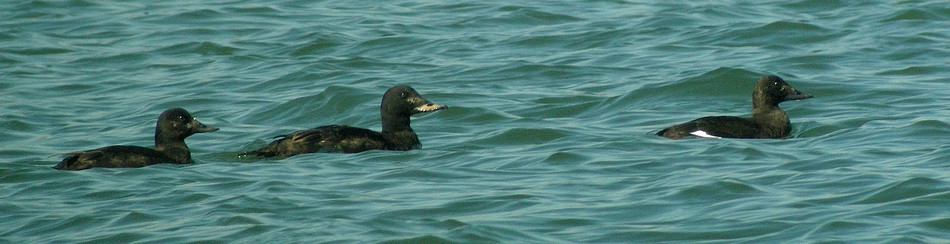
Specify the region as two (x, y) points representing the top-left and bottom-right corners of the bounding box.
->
(657, 75), (813, 139)
(241, 85), (446, 158)
(54, 108), (218, 170)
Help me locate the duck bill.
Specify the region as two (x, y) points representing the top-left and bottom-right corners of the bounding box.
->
(191, 119), (220, 133)
(785, 89), (814, 101)
(414, 102), (448, 113)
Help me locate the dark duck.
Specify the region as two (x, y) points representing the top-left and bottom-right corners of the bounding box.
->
(656, 75), (813, 139)
(241, 85), (447, 157)
(54, 108), (219, 170)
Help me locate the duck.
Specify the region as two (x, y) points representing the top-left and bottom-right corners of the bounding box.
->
(54, 108), (218, 170)
(241, 85), (446, 157)
(656, 75), (813, 139)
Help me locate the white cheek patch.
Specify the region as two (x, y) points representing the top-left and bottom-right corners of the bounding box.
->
(690, 130), (722, 138)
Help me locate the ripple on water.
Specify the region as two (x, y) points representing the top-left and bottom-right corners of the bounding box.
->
(2, 0), (949, 243)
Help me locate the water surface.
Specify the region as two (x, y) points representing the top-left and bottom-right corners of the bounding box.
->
(2, 0), (948, 242)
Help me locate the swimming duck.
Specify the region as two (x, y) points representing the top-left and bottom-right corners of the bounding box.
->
(657, 75), (813, 139)
(241, 85), (446, 157)
(54, 108), (218, 170)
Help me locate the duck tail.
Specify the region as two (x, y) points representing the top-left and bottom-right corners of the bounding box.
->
(53, 152), (84, 170)
(238, 147), (272, 158)
(238, 139), (282, 158)
(53, 156), (76, 170)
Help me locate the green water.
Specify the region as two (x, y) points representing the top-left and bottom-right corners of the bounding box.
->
(2, 0), (948, 243)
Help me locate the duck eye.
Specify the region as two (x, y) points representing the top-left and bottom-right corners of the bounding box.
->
(400, 92), (407, 98)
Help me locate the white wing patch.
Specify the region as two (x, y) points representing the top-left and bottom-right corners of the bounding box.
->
(690, 130), (722, 138)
